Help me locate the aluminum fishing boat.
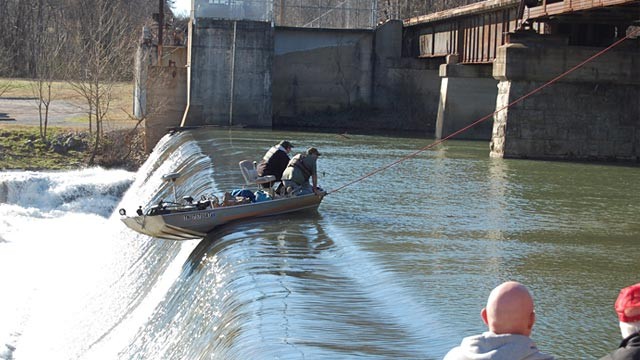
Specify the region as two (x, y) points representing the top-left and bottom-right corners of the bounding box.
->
(119, 161), (325, 240)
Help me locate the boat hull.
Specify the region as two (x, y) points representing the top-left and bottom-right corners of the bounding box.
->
(121, 193), (324, 240)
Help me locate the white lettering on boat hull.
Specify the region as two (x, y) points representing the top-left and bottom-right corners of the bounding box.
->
(183, 212), (215, 222)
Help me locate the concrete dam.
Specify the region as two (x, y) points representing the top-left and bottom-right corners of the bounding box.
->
(137, 0), (640, 162)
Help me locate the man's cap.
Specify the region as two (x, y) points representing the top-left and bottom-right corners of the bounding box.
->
(279, 140), (293, 149)
(615, 283), (640, 322)
(307, 147), (321, 156)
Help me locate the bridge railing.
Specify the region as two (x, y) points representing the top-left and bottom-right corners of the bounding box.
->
(404, 0), (545, 63)
(526, 0), (629, 18)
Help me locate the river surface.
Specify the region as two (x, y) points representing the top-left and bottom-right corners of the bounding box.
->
(1, 127), (639, 359)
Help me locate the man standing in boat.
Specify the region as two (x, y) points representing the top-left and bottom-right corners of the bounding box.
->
(282, 147), (322, 196)
(257, 140), (294, 189)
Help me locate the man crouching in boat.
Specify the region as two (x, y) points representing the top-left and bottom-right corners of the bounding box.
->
(281, 147), (323, 196)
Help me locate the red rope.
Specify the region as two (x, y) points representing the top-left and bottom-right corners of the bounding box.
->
(328, 28), (640, 195)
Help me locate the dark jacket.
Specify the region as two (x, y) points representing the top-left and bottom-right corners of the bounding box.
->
(601, 332), (640, 360)
(257, 146), (290, 181)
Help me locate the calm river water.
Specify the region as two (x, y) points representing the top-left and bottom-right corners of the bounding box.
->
(1, 127), (638, 359)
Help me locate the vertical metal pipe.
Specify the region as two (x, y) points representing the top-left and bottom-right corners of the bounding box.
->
(180, 19), (194, 127)
(371, 0), (377, 28)
(229, 20), (237, 127)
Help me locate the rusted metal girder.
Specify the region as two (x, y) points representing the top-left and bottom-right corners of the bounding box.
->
(524, 0), (640, 23)
(402, 0), (638, 63)
(403, 0), (543, 63)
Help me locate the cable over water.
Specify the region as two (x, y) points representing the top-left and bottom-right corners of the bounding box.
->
(327, 28), (640, 195)
(3, 128), (640, 358)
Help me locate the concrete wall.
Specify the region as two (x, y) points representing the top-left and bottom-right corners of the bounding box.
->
(145, 19), (443, 140)
(435, 56), (496, 140)
(135, 45), (187, 120)
(373, 21), (442, 134)
(185, 19), (273, 127)
(490, 33), (640, 161)
(272, 27), (373, 127)
(273, 21), (443, 134)
(145, 65), (188, 152)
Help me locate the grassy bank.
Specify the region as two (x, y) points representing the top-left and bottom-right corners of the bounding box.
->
(0, 125), (146, 171)
(0, 126), (87, 170)
(0, 78), (145, 171)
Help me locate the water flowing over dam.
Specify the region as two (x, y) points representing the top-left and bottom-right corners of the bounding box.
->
(1, 128), (639, 359)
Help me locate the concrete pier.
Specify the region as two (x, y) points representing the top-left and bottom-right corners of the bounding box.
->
(435, 55), (496, 140)
(372, 21), (442, 134)
(490, 32), (640, 161)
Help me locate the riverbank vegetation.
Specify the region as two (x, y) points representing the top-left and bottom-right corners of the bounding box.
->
(0, 125), (146, 171)
(0, 0), (184, 171)
(0, 78), (145, 171)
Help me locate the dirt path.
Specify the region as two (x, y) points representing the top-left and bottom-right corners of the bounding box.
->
(0, 98), (139, 130)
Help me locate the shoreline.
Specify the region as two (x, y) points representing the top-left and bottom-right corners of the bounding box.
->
(0, 124), (146, 171)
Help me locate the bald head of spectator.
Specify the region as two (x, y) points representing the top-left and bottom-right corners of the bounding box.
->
(443, 281), (553, 360)
(481, 281), (536, 336)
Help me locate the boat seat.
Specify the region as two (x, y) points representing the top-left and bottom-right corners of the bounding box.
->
(239, 160), (276, 187)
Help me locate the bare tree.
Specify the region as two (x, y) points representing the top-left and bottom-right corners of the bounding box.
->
(65, 0), (138, 164)
(0, 0), (162, 77)
(0, 46), (14, 97)
(31, 0), (66, 141)
(0, 1), (16, 96)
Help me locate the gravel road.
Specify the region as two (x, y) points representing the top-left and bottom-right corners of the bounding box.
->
(0, 98), (138, 130)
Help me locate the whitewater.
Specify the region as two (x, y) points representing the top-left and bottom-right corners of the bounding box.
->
(0, 132), (217, 359)
(2, 128), (639, 359)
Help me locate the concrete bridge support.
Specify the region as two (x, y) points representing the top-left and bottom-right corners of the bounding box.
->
(373, 21), (442, 135)
(435, 56), (497, 140)
(490, 33), (640, 161)
(184, 19), (273, 127)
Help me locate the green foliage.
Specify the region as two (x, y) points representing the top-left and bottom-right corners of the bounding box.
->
(0, 127), (86, 170)
(0, 125), (146, 171)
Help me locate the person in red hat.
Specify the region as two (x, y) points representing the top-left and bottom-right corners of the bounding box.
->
(601, 283), (640, 360)
(444, 281), (554, 360)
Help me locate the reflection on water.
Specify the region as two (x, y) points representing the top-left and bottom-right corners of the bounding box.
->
(3, 127), (639, 360)
(121, 128), (640, 359)
(122, 214), (449, 359)
(202, 129), (640, 358)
